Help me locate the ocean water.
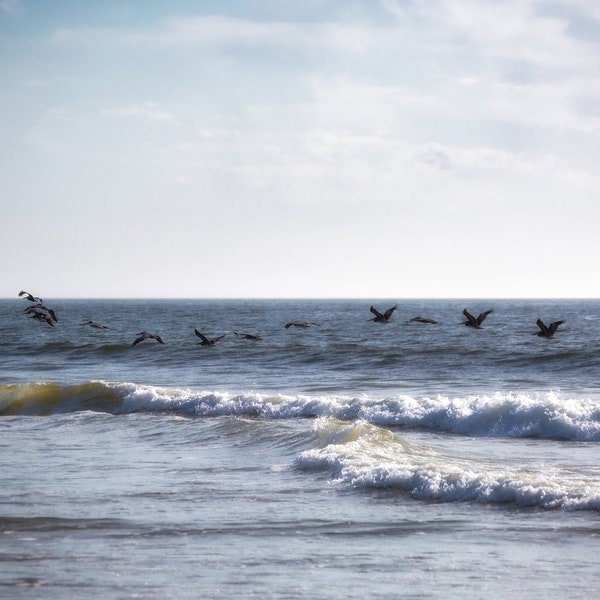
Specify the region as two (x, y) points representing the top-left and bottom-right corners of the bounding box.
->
(1, 298), (600, 599)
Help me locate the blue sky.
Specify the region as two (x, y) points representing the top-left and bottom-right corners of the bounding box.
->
(1, 0), (599, 298)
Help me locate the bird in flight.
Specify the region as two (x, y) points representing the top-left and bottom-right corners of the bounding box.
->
(132, 331), (165, 346)
(81, 321), (109, 329)
(462, 309), (493, 329)
(536, 319), (565, 338)
(195, 329), (225, 346)
(19, 290), (42, 303)
(369, 305), (397, 323)
(284, 321), (319, 329)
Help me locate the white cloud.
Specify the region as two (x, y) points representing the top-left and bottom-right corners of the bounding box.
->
(0, 0), (20, 15)
(101, 103), (175, 123)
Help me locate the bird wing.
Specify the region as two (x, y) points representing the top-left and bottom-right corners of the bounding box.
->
(153, 335), (165, 344)
(536, 319), (549, 335)
(370, 306), (384, 320)
(195, 329), (209, 343)
(462, 309), (476, 325)
(549, 320), (565, 335)
(476, 310), (493, 326)
(133, 331), (150, 346)
(383, 306), (397, 320)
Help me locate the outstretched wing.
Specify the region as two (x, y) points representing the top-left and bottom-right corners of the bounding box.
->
(194, 329), (209, 343)
(132, 333), (146, 346)
(370, 306), (384, 320)
(548, 320), (565, 335)
(536, 319), (549, 336)
(383, 305), (397, 320)
(476, 310), (493, 326)
(462, 309), (476, 325)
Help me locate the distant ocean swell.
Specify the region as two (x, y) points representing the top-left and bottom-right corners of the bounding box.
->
(297, 420), (600, 511)
(2, 381), (600, 441)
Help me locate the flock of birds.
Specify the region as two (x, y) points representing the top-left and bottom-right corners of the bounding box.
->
(17, 291), (566, 346)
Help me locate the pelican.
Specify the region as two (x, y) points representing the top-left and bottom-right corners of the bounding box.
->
(132, 331), (165, 346)
(24, 304), (57, 322)
(463, 309), (493, 329)
(194, 329), (225, 346)
(233, 331), (262, 340)
(369, 305), (397, 323)
(284, 321), (319, 329)
(536, 319), (565, 338)
(81, 320), (108, 329)
(19, 291), (42, 303)
(408, 316), (438, 324)
(29, 309), (54, 327)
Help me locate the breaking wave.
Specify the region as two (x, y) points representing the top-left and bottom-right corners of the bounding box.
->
(297, 419), (600, 511)
(2, 381), (600, 441)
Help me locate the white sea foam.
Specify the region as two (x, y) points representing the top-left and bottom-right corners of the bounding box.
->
(108, 383), (600, 441)
(296, 419), (600, 511)
(3, 381), (600, 441)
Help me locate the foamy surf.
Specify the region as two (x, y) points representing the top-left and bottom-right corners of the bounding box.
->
(2, 381), (600, 442)
(297, 419), (600, 511)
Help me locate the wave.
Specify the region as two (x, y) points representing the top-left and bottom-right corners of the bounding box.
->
(1, 381), (600, 441)
(297, 419), (600, 511)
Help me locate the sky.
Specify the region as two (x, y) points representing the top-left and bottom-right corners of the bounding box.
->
(1, 0), (599, 298)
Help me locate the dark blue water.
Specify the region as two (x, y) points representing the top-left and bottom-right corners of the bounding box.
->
(2, 298), (599, 396)
(2, 299), (600, 599)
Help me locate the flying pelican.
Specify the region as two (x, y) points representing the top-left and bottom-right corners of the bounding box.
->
(408, 316), (438, 324)
(24, 304), (57, 322)
(233, 332), (262, 340)
(19, 291), (42, 303)
(29, 309), (54, 327)
(194, 329), (225, 346)
(81, 321), (109, 329)
(463, 309), (493, 329)
(536, 319), (565, 338)
(369, 305), (397, 323)
(132, 331), (165, 346)
(284, 321), (319, 329)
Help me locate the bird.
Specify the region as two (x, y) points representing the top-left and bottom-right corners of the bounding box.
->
(194, 329), (225, 346)
(19, 291), (42, 303)
(24, 304), (57, 322)
(233, 332), (262, 340)
(81, 320), (108, 329)
(284, 321), (319, 329)
(132, 331), (165, 346)
(536, 319), (565, 338)
(28, 309), (54, 327)
(408, 316), (438, 324)
(463, 309), (493, 329)
(369, 305), (397, 323)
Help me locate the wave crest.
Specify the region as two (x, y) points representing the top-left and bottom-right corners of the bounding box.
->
(297, 419), (600, 511)
(1, 382), (600, 441)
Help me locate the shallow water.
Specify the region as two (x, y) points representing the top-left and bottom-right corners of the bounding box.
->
(1, 299), (600, 598)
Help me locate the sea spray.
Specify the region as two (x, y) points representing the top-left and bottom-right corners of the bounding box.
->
(297, 419), (600, 510)
(2, 381), (600, 441)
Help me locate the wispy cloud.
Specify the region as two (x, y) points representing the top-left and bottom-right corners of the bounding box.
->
(101, 103), (175, 123)
(0, 0), (21, 15)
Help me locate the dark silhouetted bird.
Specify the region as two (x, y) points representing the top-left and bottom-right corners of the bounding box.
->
(463, 309), (493, 329)
(195, 329), (225, 346)
(536, 319), (565, 338)
(369, 305), (397, 323)
(132, 331), (165, 346)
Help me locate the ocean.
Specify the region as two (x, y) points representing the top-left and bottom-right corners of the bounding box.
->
(1, 298), (599, 599)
